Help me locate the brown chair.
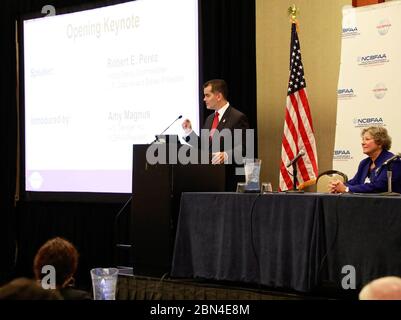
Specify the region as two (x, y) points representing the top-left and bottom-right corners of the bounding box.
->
(316, 170), (348, 193)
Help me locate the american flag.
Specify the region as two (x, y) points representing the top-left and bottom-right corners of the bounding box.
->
(279, 23), (318, 191)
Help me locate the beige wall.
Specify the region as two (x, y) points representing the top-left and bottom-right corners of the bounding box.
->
(256, 0), (351, 189)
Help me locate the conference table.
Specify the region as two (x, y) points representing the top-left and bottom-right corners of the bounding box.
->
(171, 192), (401, 292)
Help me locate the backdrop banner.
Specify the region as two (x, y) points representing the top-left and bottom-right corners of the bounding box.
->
(334, 1), (401, 177)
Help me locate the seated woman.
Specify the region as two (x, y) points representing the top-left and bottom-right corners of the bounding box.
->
(33, 237), (91, 300)
(330, 126), (401, 193)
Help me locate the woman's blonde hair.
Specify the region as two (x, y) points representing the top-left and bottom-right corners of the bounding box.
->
(362, 126), (391, 150)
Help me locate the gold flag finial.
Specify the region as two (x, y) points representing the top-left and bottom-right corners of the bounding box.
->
(288, 4), (299, 23)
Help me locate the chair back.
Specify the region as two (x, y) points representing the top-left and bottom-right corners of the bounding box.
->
(316, 170), (348, 193)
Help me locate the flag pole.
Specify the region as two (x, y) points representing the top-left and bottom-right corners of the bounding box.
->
(288, 7), (318, 191)
(279, 4), (318, 192)
(285, 4), (303, 193)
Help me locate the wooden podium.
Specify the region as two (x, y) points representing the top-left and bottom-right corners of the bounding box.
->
(131, 144), (226, 277)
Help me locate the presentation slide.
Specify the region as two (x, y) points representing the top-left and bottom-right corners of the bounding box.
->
(23, 0), (199, 194)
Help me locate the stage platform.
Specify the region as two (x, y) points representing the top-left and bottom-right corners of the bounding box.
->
(115, 271), (355, 300)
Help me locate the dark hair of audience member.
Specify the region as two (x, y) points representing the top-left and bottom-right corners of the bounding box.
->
(33, 237), (91, 300)
(33, 237), (78, 288)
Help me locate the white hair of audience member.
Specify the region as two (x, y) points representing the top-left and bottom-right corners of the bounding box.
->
(359, 276), (401, 300)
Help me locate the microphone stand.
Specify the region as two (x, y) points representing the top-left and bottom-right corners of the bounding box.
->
(151, 115), (182, 144)
(286, 162), (304, 193)
(380, 162), (401, 196)
(387, 163), (393, 193)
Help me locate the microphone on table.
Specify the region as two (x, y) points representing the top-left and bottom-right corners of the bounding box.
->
(286, 150), (305, 168)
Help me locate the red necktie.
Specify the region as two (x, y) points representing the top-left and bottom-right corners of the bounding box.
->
(210, 112), (219, 138)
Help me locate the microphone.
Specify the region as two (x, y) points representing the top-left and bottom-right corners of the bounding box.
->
(286, 150), (305, 168)
(382, 153), (401, 166)
(153, 115), (182, 143)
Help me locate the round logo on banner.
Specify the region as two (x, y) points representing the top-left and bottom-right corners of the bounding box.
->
(377, 19), (391, 36)
(373, 83), (387, 99)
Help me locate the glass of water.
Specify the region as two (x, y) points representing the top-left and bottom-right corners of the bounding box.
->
(244, 159), (262, 191)
(90, 268), (118, 300)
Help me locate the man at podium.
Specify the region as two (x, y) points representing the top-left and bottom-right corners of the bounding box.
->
(181, 79), (251, 191)
(181, 79), (250, 165)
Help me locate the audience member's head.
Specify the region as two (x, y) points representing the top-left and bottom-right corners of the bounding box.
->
(0, 277), (62, 300)
(359, 276), (401, 300)
(33, 237), (79, 289)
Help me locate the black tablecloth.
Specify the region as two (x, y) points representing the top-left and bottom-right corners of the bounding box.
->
(171, 192), (401, 292)
(321, 194), (401, 287)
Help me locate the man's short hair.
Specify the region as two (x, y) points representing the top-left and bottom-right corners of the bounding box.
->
(203, 79), (228, 100)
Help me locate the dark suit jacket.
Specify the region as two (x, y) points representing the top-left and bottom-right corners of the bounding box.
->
(186, 105), (250, 159)
(185, 105), (250, 191)
(346, 149), (401, 193)
(203, 105), (249, 134)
